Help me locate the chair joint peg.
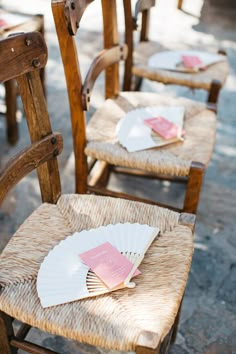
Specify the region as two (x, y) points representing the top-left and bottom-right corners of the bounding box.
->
(32, 58), (41, 68)
(25, 38), (32, 46)
(51, 136), (57, 145)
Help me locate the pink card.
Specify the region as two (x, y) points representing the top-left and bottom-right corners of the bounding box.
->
(181, 55), (205, 70)
(79, 242), (141, 289)
(0, 19), (8, 28)
(144, 116), (179, 140)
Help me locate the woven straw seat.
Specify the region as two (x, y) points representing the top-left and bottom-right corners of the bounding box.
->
(0, 194), (193, 351)
(133, 41), (229, 90)
(86, 91), (216, 177)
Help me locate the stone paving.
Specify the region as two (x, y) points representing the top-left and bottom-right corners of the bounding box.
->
(0, 0), (236, 353)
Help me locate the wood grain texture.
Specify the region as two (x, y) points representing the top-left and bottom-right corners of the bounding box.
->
(123, 0), (155, 90)
(123, 0), (134, 90)
(102, 0), (120, 98)
(177, 0), (183, 10)
(0, 133), (63, 205)
(52, 0), (87, 194)
(82, 45), (128, 109)
(140, 8), (150, 42)
(0, 32), (47, 83)
(183, 161), (205, 214)
(16, 70), (62, 203)
(1, 15), (46, 145)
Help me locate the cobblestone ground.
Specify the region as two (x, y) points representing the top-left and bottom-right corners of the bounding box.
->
(0, 0), (236, 353)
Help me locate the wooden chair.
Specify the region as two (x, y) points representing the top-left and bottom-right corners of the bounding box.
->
(0, 10), (45, 145)
(122, 0), (229, 108)
(0, 31), (195, 353)
(52, 0), (217, 215)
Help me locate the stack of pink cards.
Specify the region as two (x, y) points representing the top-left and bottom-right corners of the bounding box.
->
(181, 55), (206, 71)
(144, 116), (184, 140)
(80, 242), (141, 289)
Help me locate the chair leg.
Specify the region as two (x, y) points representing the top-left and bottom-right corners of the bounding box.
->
(5, 80), (18, 145)
(89, 161), (111, 188)
(160, 329), (173, 354)
(177, 0), (183, 10)
(170, 299), (183, 344)
(0, 311), (17, 354)
(183, 161), (205, 214)
(132, 75), (143, 91)
(95, 162), (111, 187)
(136, 346), (160, 354)
(207, 79), (222, 106)
(136, 328), (173, 354)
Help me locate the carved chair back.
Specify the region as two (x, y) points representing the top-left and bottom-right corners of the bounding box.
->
(0, 32), (62, 205)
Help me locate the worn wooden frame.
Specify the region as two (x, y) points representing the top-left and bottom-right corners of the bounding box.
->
(0, 32), (62, 203)
(0, 30), (196, 354)
(0, 32), (64, 353)
(1, 12), (45, 145)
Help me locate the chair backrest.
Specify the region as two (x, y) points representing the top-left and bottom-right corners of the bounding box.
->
(0, 32), (62, 205)
(51, 0), (128, 194)
(123, 0), (155, 90)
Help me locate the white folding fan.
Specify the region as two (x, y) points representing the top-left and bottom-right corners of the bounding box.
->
(116, 106), (185, 153)
(37, 223), (159, 308)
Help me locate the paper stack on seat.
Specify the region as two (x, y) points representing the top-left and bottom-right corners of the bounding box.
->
(116, 106), (185, 152)
(148, 50), (226, 73)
